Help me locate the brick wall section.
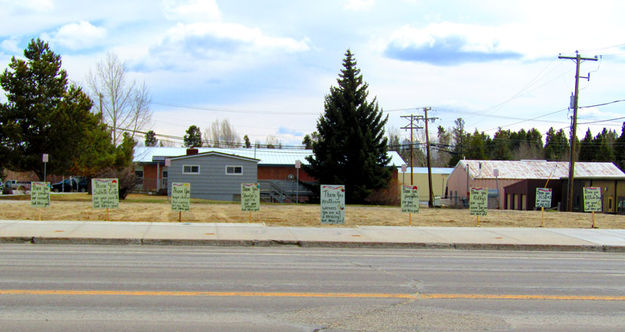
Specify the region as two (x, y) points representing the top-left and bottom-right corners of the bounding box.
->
(258, 166), (315, 182)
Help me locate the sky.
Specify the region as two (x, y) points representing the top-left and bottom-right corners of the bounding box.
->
(1, 0), (625, 147)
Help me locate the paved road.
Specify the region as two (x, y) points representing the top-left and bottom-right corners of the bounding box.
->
(1, 245), (624, 331)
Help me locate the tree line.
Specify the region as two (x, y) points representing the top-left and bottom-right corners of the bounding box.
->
(389, 117), (625, 172)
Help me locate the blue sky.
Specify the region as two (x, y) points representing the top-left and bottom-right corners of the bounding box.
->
(1, 0), (625, 147)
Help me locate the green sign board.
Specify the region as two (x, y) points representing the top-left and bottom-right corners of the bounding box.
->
(470, 187), (488, 216)
(241, 183), (260, 211)
(30, 182), (50, 207)
(583, 187), (602, 212)
(401, 185), (419, 213)
(92, 178), (119, 209)
(535, 188), (552, 208)
(321, 184), (345, 224)
(171, 182), (191, 211)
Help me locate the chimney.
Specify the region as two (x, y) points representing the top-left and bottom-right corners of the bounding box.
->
(186, 148), (198, 156)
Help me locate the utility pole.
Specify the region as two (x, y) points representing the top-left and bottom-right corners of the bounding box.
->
(558, 51), (597, 211)
(401, 115), (423, 187)
(415, 107), (438, 207)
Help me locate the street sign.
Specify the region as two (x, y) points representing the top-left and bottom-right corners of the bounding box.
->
(42, 154), (49, 163)
(91, 178), (119, 209)
(583, 187), (602, 212)
(241, 183), (260, 211)
(320, 185), (345, 224)
(171, 182), (191, 211)
(30, 182), (50, 207)
(401, 185), (419, 213)
(295, 160), (301, 169)
(535, 188), (552, 208)
(470, 187), (488, 216)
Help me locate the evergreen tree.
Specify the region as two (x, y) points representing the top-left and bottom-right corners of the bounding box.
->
(578, 129), (594, 161)
(0, 38), (107, 179)
(465, 129), (488, 160)
(544, 128), (569, 160)
(615, 122), (625, 171)
(144, 130), (157, 147)
(490, 128), (512, 160)
(448, 118), (466, 166)
(594, 128), (616, 162)
(304, 50), (391, 203)
(183, 125), (202, 147)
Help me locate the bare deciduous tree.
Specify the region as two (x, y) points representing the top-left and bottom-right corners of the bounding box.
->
(203, 119), (240, 147)
(87, 52), (152, 145)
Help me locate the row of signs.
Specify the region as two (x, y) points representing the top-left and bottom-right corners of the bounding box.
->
(30, 180), (605, 219)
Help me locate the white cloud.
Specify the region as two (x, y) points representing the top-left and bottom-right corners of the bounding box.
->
(343, 0), (375, 11)
(146, 22), (310, 71)
(43, 21), (107, 50)
(0, 38), (20, 53)
(162, 0), (221, 22)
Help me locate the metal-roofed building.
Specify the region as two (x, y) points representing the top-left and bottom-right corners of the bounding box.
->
(133, 147), (406, 203)
(446, 160), (625, 211)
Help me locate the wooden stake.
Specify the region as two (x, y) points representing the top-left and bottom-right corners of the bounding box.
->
(249, 211), (252, 223)
(476, 215), (480, 227)
(592, 211), (597, 228)
(409, 213), (412, 226)
(178, 211), (182, 222)
(106, 208), (109, 222)
(541, 207), (545, 228)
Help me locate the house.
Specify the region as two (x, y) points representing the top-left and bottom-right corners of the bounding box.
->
(397, 167), (454, 201)
(447, 160), (625, 211)
(133, 147), (406, 202)
(167, 151), (259, 201)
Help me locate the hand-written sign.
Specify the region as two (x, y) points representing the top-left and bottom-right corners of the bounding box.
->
(321, 185), (345, 224)
(535, 188), (553, 208)
(583, 187), (602, 212)
(30, 182), (50, 207)
(171, 182), (191, 211)
(92, 178), (119, 209)
(241, 183), (260, 211)
(401, 185), (419, 213)
(470, 187), (488, 216)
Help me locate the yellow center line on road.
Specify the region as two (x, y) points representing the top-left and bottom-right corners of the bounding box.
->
(1, 289), (624, 301)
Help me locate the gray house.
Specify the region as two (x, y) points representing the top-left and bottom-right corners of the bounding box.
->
(168, 151), (259, 201)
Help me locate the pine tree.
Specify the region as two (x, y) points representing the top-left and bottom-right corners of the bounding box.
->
(0, 38), (107, 179)
(544, 128), (569, 161)
(183, 125), (202, 147)
(144, 130), (158, 147)
(304, 50), (391, 203)
(578, 129), (594, 161)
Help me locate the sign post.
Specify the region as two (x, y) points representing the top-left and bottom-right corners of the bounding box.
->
(241, 183), (260, 222)
(91, 178), (119, 221)
(171, 183), (190, 222)
(295, 160), (301, 204)
(470, 187), (488, 226)
(401, 185), (419, 225)
(42, 154), (49, 183)
(320, 185), (345, 224)
(583, 187), (602, 228)
(535, 188), (552, 227)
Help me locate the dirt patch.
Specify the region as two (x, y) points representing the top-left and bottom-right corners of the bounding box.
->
(0, 194), (623, 228)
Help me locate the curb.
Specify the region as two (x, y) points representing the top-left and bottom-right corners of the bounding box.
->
(1, 236), (624, 252)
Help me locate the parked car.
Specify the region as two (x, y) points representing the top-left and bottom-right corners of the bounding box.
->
(51, 177), (88, 192)
(4, 180), (31, 191)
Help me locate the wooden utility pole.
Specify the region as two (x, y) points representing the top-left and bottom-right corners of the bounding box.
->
(401, 115), (423, 187)
(416, 108), (438, 207)
(558, 51), (597, 211)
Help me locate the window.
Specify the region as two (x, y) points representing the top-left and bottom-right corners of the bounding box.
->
(162, 171), (168, 178)
(135, 171), (144, 178)
(183, 165), (200, 174)
(226, 165), (243, 175)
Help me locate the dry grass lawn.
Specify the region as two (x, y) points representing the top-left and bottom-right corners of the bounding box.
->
(0, 193), (623, 228)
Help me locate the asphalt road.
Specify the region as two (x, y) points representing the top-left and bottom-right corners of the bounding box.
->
(1, 244), (624, 331)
